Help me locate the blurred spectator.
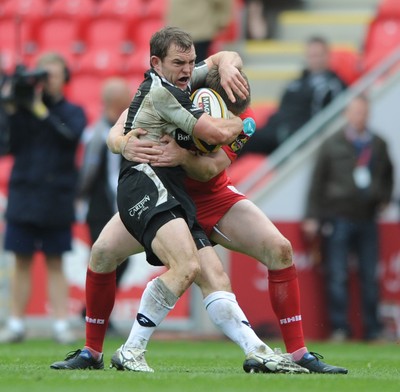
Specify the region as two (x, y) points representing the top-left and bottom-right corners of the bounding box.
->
(77, 77), (132, 335)
(302, 95), (394, 342)
(0, 52), (86, 344)
(0, 55), (10, 155)
(245, 0), (304, 40)
(166, 0), (234, 62)
(241, 36), (347, 156)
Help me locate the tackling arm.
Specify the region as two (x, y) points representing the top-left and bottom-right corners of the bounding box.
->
(106, 112), (231, 182)
(192, 113), (243, 145)
(153, 135), (231, 182)
(107, 109), (163, 163)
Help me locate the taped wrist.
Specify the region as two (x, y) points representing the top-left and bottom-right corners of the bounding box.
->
(229, 117), (256, 153)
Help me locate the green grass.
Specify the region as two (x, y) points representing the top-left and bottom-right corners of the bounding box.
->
(0, 338), (399, 392)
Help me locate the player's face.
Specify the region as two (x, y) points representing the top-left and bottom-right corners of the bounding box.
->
(152, 43), (196, 90)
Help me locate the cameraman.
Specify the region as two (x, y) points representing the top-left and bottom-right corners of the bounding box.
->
(0, 61), (10, 155)
(0, 52), (87, 344)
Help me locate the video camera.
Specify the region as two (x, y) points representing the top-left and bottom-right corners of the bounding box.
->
(2, 64), (48, 107)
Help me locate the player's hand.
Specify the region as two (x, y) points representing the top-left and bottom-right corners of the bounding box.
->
(219, 64), (249, 103)
(122, 128), (163, 163)
(151, 135), (191, 167)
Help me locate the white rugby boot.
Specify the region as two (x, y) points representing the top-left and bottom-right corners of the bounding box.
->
(243, 346), (309, 374)
(110, 344), (154, 372)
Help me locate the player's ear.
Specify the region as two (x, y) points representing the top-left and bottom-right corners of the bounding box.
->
(150, 56), (161, 69)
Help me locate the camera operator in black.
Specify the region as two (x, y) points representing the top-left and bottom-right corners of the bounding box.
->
(0, 61), (10, 155)
(0, 52), (87, 344)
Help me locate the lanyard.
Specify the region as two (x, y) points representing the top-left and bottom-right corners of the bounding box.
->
(356, 144), (372, 167)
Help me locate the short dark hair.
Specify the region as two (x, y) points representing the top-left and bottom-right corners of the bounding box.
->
(150, 26), (194, 63)
(205, 66), (251, 115)
(306, 35), (329, 48)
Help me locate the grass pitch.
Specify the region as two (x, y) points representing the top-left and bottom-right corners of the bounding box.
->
(0, 337), (399, 392)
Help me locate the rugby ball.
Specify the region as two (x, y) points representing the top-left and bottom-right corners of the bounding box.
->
(190, 88), (228, 153)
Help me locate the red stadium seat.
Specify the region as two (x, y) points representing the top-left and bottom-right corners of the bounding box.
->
(376, 0), (400, 20)
(362, 19), (400, 71)
(89, 0), (167, 21)
(83, 15), (132, 53)
(0, 16), (35, 51)
(0, 0), (45, 66)
(251, 103), (277, 129)
(44, 0), (95, 18)
(329, 48), (362, 85)
(121, 46), (149, 81)
(65, 73), (102, 124)
(35, 18), (85, 55)
(140, 0), (167, 20)
(0, 19), (37, 72)
(123, 19), (165, 76)
(76, 48), (127, 77)
(93, 0), (141, 24)
(34, 0), (94, 55)
(125, 73), (144, 94)
(0, 0), (46, 21)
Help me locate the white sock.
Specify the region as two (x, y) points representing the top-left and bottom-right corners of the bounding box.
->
(8, 317), (24, 334)
(125, 277), (178, 350)
(204, 291), (273, 356)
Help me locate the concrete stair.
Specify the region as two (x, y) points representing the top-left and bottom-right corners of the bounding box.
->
(233, 0), (381, 104)
(277, 10), (373, 42)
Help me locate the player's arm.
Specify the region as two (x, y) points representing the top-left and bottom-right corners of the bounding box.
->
(153, 86), (244, 145)
(153, 135), (231, 181)
(181, 149), (231, 182)
(172, 114), (256, 180)
(107, 113), (232, 181)
(192, 112), (243, 145)
(107, 108), (163, 163)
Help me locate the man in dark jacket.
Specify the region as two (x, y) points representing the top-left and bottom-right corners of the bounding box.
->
(302, 95), (393, 342)
(0, 52), (86, 344)
(0, 61), (10, 155)
(242, 36), (347, 155)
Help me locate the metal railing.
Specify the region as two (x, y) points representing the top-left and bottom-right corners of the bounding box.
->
(238, 46), (400, 196)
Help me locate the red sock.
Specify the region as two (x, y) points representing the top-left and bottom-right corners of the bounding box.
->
(85, 268), (116, 353)
(268, 265), (306, 353)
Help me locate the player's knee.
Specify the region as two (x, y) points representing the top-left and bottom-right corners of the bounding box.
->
(173, 254), (201, 286)
(183, 257), (201, 283)
(261, 235), (293, 270)
(90, 238), (120, 273)
(267, 236), (293, 270)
